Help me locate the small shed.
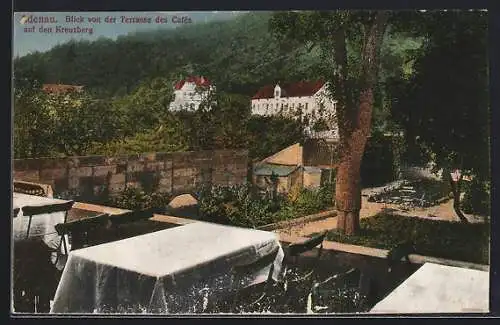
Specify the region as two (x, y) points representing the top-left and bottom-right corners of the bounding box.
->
(252, 163), (302, 194)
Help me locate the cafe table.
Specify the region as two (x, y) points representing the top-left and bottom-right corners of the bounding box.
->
(12, 192), (71, 253)
(50, 221), (285, 314)
(370, 262), (489, 314)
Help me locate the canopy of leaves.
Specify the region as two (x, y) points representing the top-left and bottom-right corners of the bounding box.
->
(388, 10), (489, 179)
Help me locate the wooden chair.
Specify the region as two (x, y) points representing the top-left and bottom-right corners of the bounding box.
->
(107, 209), (155, 240)
(204, 246), (280, 313)
(54, 213), (110, 251)
(283, 231), (328, 288)
(21, 201), (74, 262)
(307, 267), (375, 313)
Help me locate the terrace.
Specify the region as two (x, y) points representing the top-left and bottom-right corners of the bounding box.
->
(12, 179), (489, 315)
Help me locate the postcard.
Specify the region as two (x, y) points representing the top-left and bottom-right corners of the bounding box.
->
(11, 9), (490, 316)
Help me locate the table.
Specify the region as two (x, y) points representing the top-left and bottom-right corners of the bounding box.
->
(370, 263), (489, 313)
(50, 222), (285, 314)
(13, 193), (71, 253)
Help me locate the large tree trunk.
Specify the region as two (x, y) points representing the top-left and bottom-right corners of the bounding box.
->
(334, 12), (388, 235)
(335, 89), (374, 235)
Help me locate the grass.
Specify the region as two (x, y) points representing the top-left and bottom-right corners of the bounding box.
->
(322, 214), (490, 265)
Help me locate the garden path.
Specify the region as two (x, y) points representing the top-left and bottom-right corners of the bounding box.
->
(274, 191), (473, 238)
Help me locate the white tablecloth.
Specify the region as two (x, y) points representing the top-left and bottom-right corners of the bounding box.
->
(370, 263), (489, 313)
(13, 193), (70, 252)
(50, 222), (285, 314)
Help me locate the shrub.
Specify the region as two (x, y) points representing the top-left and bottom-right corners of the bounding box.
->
(326, 214), (489, 265)
(462, 179), (490, 216)
(109, 187), (172, 213)
(198, 183), (335, 228)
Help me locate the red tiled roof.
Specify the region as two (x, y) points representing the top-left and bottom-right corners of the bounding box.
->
(174, 76), (211, 90)
(42, 84), (84, 94)
(252, 80), (325, 100)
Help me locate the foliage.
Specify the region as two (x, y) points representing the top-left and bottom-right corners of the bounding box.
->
(108, 187), (173, 213)
(361, 132), (397, 187)
(389, 11), (489, 179)
(326, 214), (489, 264)
(247, 115), (305, 161)
(198, 183), (335, 228)
(114, 77), (175, 136)
(87, 118), (189, 156)
(13, 85), (121, 158)
(462, 178), (491, 217)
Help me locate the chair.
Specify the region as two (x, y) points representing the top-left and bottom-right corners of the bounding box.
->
(54, 213), (110, 251)
(107, 209), (155, 240)
(386, 242), (416, 273)
(13, 207), (20, 218)
(282, 231), (328, 289)
(274, 231), (327, 312)
(21, 201), (74, 263)
(307, 267), (375, 313)
(205, 246), (280, 313)
(108, 209), (154, 226)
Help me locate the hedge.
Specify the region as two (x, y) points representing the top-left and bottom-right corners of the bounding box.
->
(325, 214), (489, 265)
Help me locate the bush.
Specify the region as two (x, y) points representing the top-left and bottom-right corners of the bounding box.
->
(462, 179), (490, 216)
(326, 214), (489, 265)
(198, 183), (335, 228)
(109, 187), (172, 213)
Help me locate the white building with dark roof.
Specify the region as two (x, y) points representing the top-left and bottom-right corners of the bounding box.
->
(251, 80), (339, 139)
(169, 76), (215, 111)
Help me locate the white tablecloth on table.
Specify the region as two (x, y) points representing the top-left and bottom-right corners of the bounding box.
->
(370, 263), (490, 313)
(50, 222), (285, 314)
(13, 193), (71, 252)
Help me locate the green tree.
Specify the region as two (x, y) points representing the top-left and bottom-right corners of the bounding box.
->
(389, 10), (489, 220)
(270, 11), (389, 235)
(114, 77), (175, 136)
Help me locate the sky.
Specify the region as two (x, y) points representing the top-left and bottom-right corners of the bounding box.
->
(12, 11), (244, 58)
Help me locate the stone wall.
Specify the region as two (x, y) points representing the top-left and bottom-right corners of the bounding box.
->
(13, 150), (248, 200)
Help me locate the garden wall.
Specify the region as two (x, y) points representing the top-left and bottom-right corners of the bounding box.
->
(13, 150), (248, 200)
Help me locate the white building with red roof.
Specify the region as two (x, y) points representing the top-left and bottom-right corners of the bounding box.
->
(251, 80), (339, 139)
(169, 76), (215, 111)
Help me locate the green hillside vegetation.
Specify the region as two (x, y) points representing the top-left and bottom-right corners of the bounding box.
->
(14, 12), (421, 98)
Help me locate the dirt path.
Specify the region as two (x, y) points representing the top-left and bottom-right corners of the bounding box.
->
(275, 190), (478, 238)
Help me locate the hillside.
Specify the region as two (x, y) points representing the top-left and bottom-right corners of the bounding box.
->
(13, 12), (421, 98)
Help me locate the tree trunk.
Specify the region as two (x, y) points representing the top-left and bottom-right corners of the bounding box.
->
(449, 175), (469, 223)
(333, 12), (389, 235)
(335, 89), (374, 235)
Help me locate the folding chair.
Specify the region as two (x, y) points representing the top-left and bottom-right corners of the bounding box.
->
(54, 213), (110, 251)
(21, 200), (74, 262)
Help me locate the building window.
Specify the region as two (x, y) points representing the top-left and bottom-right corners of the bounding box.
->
(281, 103), (284, 109)
(266, 103), (269, 109)
(305, 103), (309, 110)
(275, 89), (280, 98)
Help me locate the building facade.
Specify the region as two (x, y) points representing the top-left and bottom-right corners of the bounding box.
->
(251, 80), (339, 139)
(169, 76), (214, 112)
